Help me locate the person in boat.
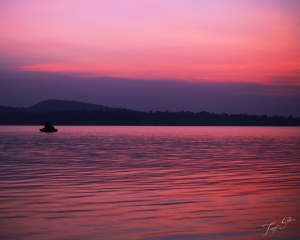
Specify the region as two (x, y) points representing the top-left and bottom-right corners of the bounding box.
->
(44, 122), (53, 129)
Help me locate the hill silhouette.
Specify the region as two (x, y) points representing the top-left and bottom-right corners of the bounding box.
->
(0, 99), (299, 126)
(27, 99), (113, 112)
(0, 106), (25, 112)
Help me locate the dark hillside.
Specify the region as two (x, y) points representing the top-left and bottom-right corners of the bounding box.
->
(0, 100), (299, 126)
(0, 106), (26, 112)
(27, 99), (113, 112)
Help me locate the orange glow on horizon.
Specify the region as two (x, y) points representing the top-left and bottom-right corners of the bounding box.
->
(19, 60), (300, 85)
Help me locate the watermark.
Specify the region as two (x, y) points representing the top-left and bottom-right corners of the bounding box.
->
(262, 217), (295, 236)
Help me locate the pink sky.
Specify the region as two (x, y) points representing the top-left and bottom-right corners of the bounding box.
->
(0, 0), (299, 85)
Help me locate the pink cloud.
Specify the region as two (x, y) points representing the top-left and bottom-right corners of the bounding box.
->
(1, 0), (299, 85)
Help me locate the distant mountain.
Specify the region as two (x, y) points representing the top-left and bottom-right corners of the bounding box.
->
(26, 99), (113, 112)
(0, 99), (114, 113)
(0, 99), (300, 126)
(0, 106), (26, 112)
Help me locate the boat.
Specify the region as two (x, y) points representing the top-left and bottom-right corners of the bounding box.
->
(40, 123), (58, 132)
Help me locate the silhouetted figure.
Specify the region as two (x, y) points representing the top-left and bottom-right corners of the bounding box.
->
(40, 122), (58, 132)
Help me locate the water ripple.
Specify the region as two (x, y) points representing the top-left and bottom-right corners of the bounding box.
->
(0, 126), (299, 239)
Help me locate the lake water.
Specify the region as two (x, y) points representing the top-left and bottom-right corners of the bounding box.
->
(0, 126), (299, 239)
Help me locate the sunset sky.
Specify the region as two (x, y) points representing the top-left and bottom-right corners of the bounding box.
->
(0, 0), (299, 116)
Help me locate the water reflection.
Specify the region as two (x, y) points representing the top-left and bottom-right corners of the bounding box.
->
(0, 126), (299, 239)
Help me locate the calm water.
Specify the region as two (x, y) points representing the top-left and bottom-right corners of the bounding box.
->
(0, 126), (299, 240)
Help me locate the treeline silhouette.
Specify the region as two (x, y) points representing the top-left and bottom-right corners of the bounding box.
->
(0, 108), (299, 126)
